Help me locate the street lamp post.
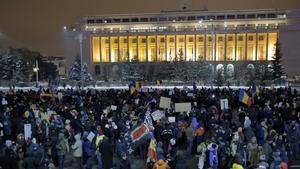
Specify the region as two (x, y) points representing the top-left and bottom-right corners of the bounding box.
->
(76, 33), (84, 87)
(33, 60), (39, 88)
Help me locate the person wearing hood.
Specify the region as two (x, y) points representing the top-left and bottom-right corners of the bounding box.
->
(247, 136), (259, 168)
(99, 136), (113, 169)
(232, 157), (244, 169)
(270, 151), (282, 169)
(56, 132), (69, 169)
(256, 154), (269, 169)
(83, 132), (94, 169)
(118, 154), (131, 169)
(71, 133), (82, 169)
(24, 138), (44, 169)
(208, 143), (218, 169)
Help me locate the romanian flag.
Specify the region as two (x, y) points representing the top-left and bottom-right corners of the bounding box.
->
(239, 89), (252, 107)
(156, 80), (162, 86)
(147, 138), (157, 162)
(135, 81), (142, 89)
(129, 81), (142, 95)
(251, 85), (260, 96)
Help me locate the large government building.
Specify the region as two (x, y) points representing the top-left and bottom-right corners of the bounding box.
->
(65, 8), (300, 79)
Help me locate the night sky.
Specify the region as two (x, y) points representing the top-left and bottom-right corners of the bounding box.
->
(0, 0), (299, 56)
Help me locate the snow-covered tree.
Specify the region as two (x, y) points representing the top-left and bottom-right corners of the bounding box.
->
(271, 40), (284, 81)
(69, 56), (93, 81)
(120, 60), (144, 81)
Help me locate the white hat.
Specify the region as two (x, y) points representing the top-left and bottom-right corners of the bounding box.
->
(5, 140), (12, 147)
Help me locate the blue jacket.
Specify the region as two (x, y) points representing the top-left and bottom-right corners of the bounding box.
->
(83, 139), (93, 157)
(209, 146), (218, 167)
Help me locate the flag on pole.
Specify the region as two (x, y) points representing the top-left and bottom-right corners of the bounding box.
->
(251, 84), (260, 96)
(156, 80), (162, 86)
(130, 123), (150, 143)
(129, 81), (140, 96)
(239, 89), (252, 107)
(147, 136), (157, 162)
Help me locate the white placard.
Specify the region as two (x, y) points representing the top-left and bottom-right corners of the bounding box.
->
(24, 124), (32, 141)
(168, 116), (176, 123)
(169, 90), (174, 96)
(187, 93), (194, 97)
(57, 92), (63, 100)
(111, 105), (117, 111)
(1, 98), (7, 105)
(151, 110), (165, 121)
(87, 132), (95, 142)
(142, 88), (148, 93)
(175, 103), (191, 112)
(220, 99), (229, 110)
(159, 97), (171, 109)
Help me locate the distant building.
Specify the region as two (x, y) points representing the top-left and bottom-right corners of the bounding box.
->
(66, 8), (300, 78)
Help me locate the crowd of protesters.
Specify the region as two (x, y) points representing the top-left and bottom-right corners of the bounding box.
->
(0, 86), (299, 169)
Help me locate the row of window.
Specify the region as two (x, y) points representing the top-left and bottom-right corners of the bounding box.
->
(86, 13), (286, 24)
(99, 35), (266, 44)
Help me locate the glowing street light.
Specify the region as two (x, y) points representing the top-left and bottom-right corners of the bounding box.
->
(33, 60), (39, 88)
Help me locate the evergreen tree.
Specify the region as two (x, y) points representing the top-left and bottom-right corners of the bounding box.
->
(271, 40), (284, 81)
(197, 61), (212, 83)
(214, 69), (224, 86)
(69, 56), (92, 81)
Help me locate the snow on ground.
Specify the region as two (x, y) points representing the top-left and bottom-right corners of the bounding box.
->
(0, 85), (289, 91)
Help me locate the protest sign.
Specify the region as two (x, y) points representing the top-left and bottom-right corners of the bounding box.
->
(24, 124), (32, 140)
(57, 92), (63, 100)
(175, 103), (191, 112)
(220, 99), (229, 110)
(159, 97), (171, 109)
(111, 105), (117, 111)
(151, 110), (165, 121)
(87, 132), (95, 142)
(1, 98), (7, 105)
(168, 116), (176, 123)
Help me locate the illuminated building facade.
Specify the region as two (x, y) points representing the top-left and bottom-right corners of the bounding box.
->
(67, 9), (300, 78)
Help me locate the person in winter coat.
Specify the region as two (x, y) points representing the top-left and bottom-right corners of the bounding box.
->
(270, 152), (282, 169)
(153, 159), (170, 169)
(0, 148), (17, 169)
(118, 154), (131, 169)
(256, 155), (269, 169)
(99, 137), (113, 169)
(208, 143), (218, 169)
(83, 136), (94, 169)
(247, 136), (260, 167)
(71, 133), (82, 169)
(56, 132), (69, 169)
(196, 142), (206, 169)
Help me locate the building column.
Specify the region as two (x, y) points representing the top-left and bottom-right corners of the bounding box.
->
(255, 32), (258, 61)
(99, 36), (102, 62)
(127, 35), (130, 62)
(136, 35), (139, 61)
(214, 33), (217, 61)
(155, 35), (158, 61)
(184, 34), (187, 61)
(266, 32), (269, 61)
(245, 33), (248, 61)
(204, 32), (207, 61)
(194, 33), (197, 61)
(234, 33), (237, 61)
(146, 35), (149, 62)
(108, 36), (111, 62)
(165, 35), (167, 61)
(224, 33), (227, 61)
(175, 35), (177, 61)
(117, 36), (120, 62)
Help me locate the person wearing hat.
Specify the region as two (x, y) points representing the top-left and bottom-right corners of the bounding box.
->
(256, 154), (269, 169)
